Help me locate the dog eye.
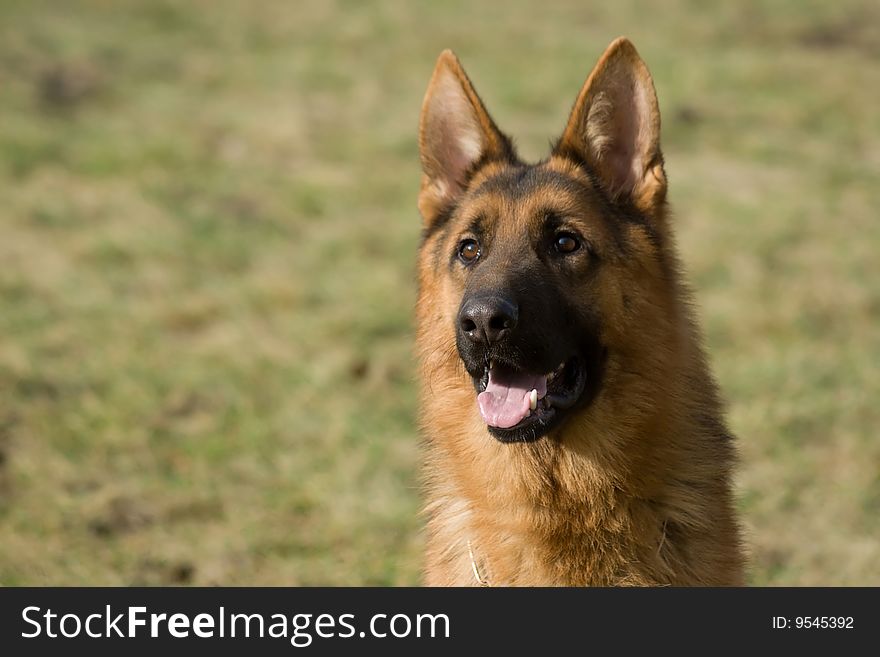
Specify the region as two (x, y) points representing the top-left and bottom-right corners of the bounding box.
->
(553, 233), (580, 254)
(458, 239), (481, 263)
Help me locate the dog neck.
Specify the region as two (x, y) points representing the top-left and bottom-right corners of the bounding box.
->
(424, 389), (738, 586)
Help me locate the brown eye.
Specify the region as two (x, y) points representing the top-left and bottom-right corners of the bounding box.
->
(554, 233), (580, 254)
(458, 239), (481, 263)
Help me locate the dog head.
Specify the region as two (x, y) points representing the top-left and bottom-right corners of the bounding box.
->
(416, 38), (672, 444)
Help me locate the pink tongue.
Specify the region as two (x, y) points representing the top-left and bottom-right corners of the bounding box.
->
(477, 367), (548, 429)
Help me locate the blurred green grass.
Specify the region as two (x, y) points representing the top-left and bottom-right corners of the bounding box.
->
(0, 0), (878, 585)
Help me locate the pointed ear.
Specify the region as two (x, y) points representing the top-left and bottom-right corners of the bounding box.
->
(554, 37), (666, 214)
(418, 50), (514, 226)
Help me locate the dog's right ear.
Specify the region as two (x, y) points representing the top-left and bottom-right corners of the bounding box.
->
(418, 50), (514, 226)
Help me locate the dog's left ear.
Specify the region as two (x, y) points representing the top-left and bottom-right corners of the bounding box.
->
(418, 50), (514, 227)
(554, 37), (666, 215)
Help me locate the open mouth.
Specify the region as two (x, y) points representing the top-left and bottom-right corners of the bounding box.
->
(473, 357), (587, 443)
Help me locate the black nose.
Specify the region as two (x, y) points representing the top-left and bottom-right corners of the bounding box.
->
(458, 296), (519, 345)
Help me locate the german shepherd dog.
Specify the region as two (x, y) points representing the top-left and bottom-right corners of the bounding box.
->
(415, 38), (744, 586)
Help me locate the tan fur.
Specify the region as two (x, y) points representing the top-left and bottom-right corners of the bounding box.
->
(416, 38), (744, 586)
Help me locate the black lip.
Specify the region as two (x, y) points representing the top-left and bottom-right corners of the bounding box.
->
(487, 406), (560, 443)
(474, 357), (590, 443)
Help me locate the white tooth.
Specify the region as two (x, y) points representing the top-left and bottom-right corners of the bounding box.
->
(529, 389), (538, 410)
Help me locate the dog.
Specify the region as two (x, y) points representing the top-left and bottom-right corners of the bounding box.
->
(414, 37), (745, 585)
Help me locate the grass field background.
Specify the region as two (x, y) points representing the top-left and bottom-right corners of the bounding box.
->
(1, 0), (878, 585)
